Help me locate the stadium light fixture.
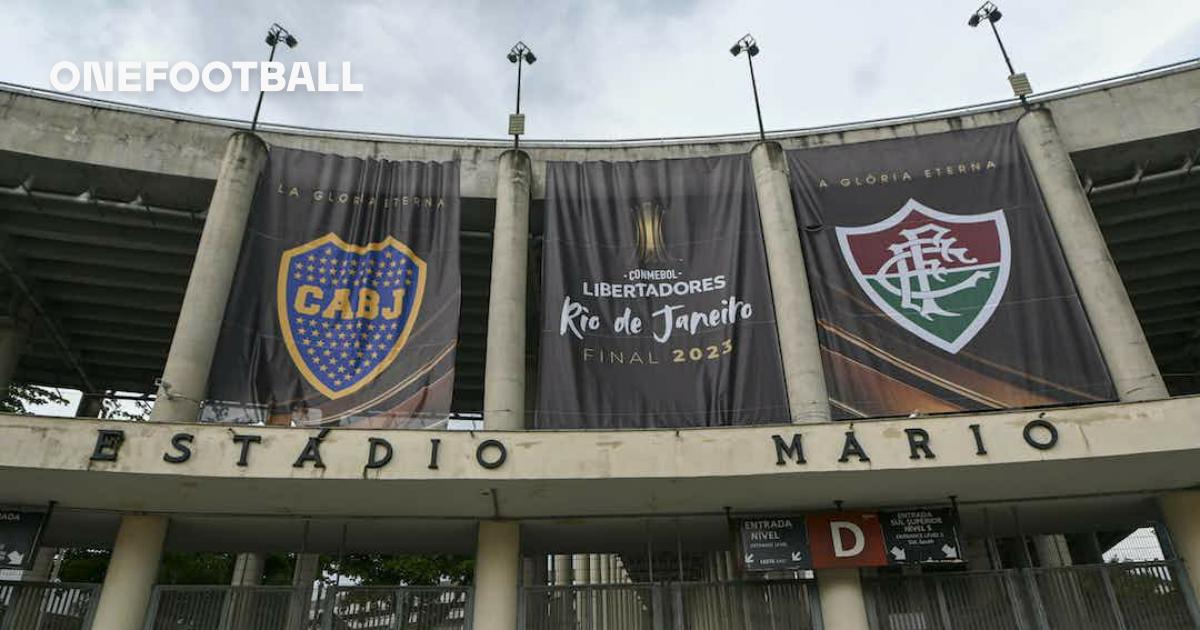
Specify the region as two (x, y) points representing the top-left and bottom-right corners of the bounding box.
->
(251, 23), (299, 131)
(730, 33), (766, 141)
(507, 41), (536, 150)
(967, 2), (1033, 104)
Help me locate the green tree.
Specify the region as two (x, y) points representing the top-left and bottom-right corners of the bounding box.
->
(0, 383), (68, 414)
(326, 554), (474, 585)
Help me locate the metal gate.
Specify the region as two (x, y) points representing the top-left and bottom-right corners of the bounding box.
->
(0, 581), (99, 630)
(519, 580), (819, 630)
(145, 584), (472, 630)
(864, 561), (1200, 630)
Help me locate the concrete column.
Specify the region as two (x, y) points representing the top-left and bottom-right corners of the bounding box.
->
(816, 568), (870, 630)
(576, 554), (591, 585)
(554, 554), (573, 585)
(90, 515), (168, 630)
(472, 521), (520, 630)
(151, 132), (269, 422)
(599, 554), (612, 584)
(483, 150), (532, 430)
(589, 553), (602, 584)
(231, 552), (265, 585)
(749, 142), (830, 423)
(1017, 110), (1168, 402)
(1160, 491), (1200, 607)
(1033, 534), (1073, 567)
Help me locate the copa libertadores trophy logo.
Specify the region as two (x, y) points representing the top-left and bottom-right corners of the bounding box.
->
(836, 198), (1011, 354)
(633, 201), (672, 265)
(277, 233), (427, 399)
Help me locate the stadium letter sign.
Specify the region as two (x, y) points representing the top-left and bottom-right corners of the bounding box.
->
(787, 124), (1115, 419)
(536, 156), (790, 428)
(208, 149), (460, 428)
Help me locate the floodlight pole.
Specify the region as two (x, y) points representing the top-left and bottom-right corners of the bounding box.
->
(251, 23), (298, 132)
(250, 41), (278, 132)
(746, 50), (765, 142)
(988, 18), (1017, 77)
(514, 55), (523, 149)
(732, 34), (766, 142)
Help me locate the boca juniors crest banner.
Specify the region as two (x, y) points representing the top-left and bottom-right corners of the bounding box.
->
(536, 155), (790, 428)
(787, 124), (1115, 418)
(206, 147), (459, 428)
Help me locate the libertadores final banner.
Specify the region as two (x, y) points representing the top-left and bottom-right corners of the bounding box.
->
(787, 123), (1115, 419)
(206, 147), (460, 428)
(535, 155), (790, 428)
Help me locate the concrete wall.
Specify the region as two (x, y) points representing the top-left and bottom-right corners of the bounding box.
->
(0, 396), (1197, 519)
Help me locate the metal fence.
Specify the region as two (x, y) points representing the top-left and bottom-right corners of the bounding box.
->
(864, 561), (1200, 630)
(520, 580), (819, 630)
(144, 584), (472, 630)
(321, 585), (472, 630)
(145, 585), (321, 630)
(0, 581), (99, 630)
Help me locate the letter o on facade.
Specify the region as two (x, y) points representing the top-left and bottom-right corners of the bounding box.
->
(1023, 419), (1058, 450)
(475, 439), (508, 469)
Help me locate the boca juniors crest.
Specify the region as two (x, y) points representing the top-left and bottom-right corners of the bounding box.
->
(836, 199), (1010, 354)
(278, 233), (426, 400)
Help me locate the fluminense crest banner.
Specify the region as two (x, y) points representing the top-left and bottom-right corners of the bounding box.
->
(535, 155), (790, 428)
(206, 147), (459, 428)
(787, 124), (1115, 418)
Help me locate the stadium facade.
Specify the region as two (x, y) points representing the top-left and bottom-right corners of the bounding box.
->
(0, 59), (1196, 630)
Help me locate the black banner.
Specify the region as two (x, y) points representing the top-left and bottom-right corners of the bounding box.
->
(535, 156), (789, 428)
(207, 147), (460, 428)
(787, 124), (1115, 418)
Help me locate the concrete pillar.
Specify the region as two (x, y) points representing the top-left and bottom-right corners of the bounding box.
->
(151, 132), (269, 422)
(589, 553), (602, 584)
(554, 554), (573, 585)
(576, 554), (591, 585)
(483, 150), (532, 430)
(599, 554), (612, 584)
(472, 521), (520, 630)
(749, 142), (830, 423)
(90, 515), (168, 630)
(1016, 110), (1168, 402)
(816, 568), (870, 630)
(231, 552), (265, 585)
(1033, 534), (1073, 567)
(1160, 491), (1200, 607)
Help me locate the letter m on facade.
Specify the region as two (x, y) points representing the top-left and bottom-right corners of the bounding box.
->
(773, 434), (806, 466)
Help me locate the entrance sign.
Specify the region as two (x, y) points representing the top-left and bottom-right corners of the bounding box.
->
(536, 156), (789, 428)
(806, 512), (888, 569)
(0, 510), (46, 569)
(787, 124), (1115, 419)
(738, 517), (811, 571)
(208, 148), (460, 428)
(881, 508), (963, 563)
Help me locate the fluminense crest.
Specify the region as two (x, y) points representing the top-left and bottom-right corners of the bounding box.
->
(836, 199), (1011, 353)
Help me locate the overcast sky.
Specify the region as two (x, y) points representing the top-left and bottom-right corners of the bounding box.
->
(2, 1), (1199, 140)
